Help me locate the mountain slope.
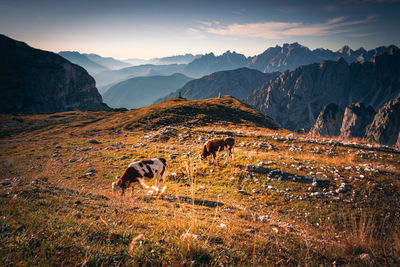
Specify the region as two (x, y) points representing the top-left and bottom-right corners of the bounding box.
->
(0, 34), (108, 113)
(155, 68), (280, 103)
(366, 93), (400, 146)
(246, 49), (400, 130)
(103, 73), (193, 109)
(58, 51), (109, 75)
(309, 103), (343, 137)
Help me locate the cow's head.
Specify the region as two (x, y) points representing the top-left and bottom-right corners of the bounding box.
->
(200, 144), (210, 161)
(112, 166), (139, 196)
(112, 178), (126, 196)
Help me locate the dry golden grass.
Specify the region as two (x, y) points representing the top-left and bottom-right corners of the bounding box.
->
(1, 99), (399, 266)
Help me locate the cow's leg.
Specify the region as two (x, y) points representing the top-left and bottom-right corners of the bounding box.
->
(211, 152), (217, 164)
(137, 178), (150, 190)
(130, 183), (136, 197)
(224, 151), (230, 164)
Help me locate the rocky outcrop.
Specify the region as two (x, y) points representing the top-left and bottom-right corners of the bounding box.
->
(246, 49), (400, 130)
(340, 103), (376, 139)
(310, 103), (343, 137)
(366, 93), (400, 146)
(0, 34), (108, 113)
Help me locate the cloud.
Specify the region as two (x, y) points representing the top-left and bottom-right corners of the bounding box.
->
(344, 0), (399, 3)
(191, 16), (375, 39)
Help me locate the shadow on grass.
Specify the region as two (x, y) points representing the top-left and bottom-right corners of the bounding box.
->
(160, 194), (224, 208)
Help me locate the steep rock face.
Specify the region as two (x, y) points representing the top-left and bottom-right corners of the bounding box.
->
(340, 103), (376, 139)
(396, 133), (400, 149)
(246, 57), (351, 130)
(366, 93), (400, 146)
(246, 49), (400, 130)
(155, 68), (280, 103)
(310, 103), (343, 137)
(0, 34), (108, 113)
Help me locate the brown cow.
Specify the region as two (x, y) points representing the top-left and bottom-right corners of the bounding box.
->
(200, 137), (235, 164)
(112, 158), (167, 196)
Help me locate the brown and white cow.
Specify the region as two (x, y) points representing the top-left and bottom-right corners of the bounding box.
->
(200, 137), (235, 164)
(112, 158), (167, 196)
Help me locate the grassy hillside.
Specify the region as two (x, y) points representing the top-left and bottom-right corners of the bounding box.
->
(0, 97), (399, 266)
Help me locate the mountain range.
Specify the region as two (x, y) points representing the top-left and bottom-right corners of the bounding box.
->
(245, 49), (400, 131)
(155, 68), (280, 103)
(103, 73), (192, 109)
(0, 34), (108, 113)
(90, 43), (398, 91)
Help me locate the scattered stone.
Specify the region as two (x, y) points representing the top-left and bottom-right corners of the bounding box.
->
(87, 167), (95, 173)
(88, 139), (100, 144)
(246, 228), (255, 233)
(259, 216), (269, 222)
(358, 253), (371, 261)
(169, 153), (179, 160)
(246, 164), (255, 172)
(258, 142), (273, 150)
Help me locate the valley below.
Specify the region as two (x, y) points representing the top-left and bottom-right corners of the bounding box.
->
(1, 97), (399, 266)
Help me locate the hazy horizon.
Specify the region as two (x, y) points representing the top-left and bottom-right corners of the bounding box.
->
(1, 0), (399, 59)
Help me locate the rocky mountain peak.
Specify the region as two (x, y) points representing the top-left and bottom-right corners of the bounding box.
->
(366, 93), (400, 146)
(338, 45), (352, 56)
(310, 103), (343, 137)
(340, 102), (376, 139)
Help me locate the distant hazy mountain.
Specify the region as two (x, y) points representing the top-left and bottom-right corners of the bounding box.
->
(123, 58), (151, 66)
(124, 53), (201, 66)
(246, 49), (400, 130)
(153, 53), (202, 65)
(94, 64), (186, 89)
(58, 51), (109, 75)
(184, 51), (249, 78)
(0, 34), (108, 113)
(155, 68), (280, 103)
(84, 53), (131, 70)
(95, 43), (397, 91)
(247, 42), (399, 73)
(103, 73), (192, 109)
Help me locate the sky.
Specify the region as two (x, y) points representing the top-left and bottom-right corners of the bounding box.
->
(0, 0), (399, 59)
